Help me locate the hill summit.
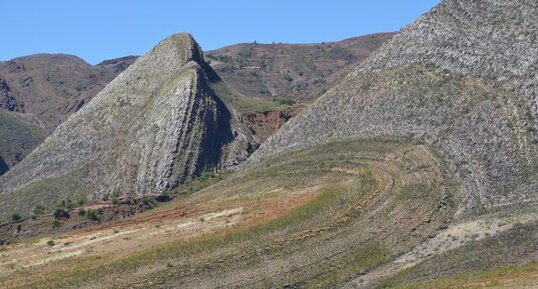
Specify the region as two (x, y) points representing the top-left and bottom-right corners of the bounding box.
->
(250, 0), (538, 218)
(0, 33), (253, 217)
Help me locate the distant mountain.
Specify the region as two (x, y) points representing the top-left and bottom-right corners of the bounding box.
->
(250, 0), (538, 217)
(0, 54), (136, 175)
(0, 54), (136, 132)
(0, 33), (253, 218)
(206, 33), (395, 101)
(0, 33), (393, 174)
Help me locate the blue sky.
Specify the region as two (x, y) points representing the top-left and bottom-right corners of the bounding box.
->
(0, 0), (441, 64)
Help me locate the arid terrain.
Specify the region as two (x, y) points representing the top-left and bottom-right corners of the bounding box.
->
(0, 0), (537, 288)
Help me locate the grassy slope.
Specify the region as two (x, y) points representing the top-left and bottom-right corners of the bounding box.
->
(0, 139), (459, 288)
(206, 33), (395, 101)
(0, 110), (45, 172)
(377, 220), (538, 289)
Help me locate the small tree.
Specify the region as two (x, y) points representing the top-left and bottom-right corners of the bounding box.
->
(78, 208), (86, 216)
(11, 213), (21, 222)
(53, 208), (70, 220)
(86, 209), (99, 221)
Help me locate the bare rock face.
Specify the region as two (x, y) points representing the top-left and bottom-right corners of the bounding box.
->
(0, 78), (17, 111)
(250, 0), (538, 218)
(0, 33), (253, 217)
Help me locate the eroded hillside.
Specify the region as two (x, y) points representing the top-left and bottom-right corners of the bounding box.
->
(206, 33), (395, 101)
(0, 33), (253, 219)
(250, 0), (538, 218)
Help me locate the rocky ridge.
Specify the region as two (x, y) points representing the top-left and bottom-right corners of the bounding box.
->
(0, 33), (253, 217)
(249, 0), (538, 218)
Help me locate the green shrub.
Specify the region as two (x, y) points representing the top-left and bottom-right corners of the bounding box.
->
(53, 208), (70, 219)
(86, 209), (99, 221)
(65, 199), (75, 209)
(200, 170), (215, 181)
(11, 213), (21, 222)
(51, 220), (61, 228)
(46, 240), (55, 246)
(53, 208), (61, 219)
(77, 199), (85, 206)
(78, 208), (86, 216)
(33, 205), (45, 216)
(141, 196), (155, 206)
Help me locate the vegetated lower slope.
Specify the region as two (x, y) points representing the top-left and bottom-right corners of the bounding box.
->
(0, 110), (45, 175)
(246, 0), (538, 286)
(206, 32), (395, 101)
(0, 33), (253, 219)
(0, 139), (467, 289)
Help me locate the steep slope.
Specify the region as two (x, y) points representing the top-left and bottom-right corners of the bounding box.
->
(0, 54), (136, 175)
(206, 32), (395, 101)
(0, 33), (390, 172)
(0, 110), (45, 172)
(0, 33), (253, 218)
(0, 54), (136, 132)
(251, 0), (538, 218)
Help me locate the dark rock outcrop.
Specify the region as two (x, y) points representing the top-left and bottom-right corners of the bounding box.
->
(0, 78), (17, 111)
(250, 0), (538, 218)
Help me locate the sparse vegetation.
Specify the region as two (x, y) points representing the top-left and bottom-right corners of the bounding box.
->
(11, 213), (21, 222)
(33, 205), (46, 216)
(86, 209), (99, 221)
(51, 220), (61, 228)
(2, 140), (459, 289)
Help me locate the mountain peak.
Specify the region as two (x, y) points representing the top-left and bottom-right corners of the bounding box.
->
(147, 32), (205, 69)
(249, 0), (538, 218)
(0, 33), (253, 218)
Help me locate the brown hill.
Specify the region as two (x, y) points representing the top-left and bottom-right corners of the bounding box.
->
(0, 55), (136, 175)
(0, 54), (136, 133)
(0, 33), (393, 174)
(206, 32), (395, 101)
(0, 33), (253, 218)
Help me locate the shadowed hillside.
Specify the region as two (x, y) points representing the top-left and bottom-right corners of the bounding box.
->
(0, 33), (253, 218)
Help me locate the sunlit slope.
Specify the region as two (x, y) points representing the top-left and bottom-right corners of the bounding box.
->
(0, 139), (460, 288)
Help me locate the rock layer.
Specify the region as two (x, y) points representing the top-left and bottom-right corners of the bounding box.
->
(0, 33), (253, 216)
(250, 0), (538, 217)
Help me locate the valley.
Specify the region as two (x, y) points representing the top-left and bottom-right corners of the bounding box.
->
(0, 0), (537, 288)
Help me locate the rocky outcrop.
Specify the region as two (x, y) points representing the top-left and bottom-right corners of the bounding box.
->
(0, 78), (17, 111)
(245, 110), (294, 143)
(0, 157), (8, 176)
(250, 0), (538, 218)
(0, 33), (253, 217)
